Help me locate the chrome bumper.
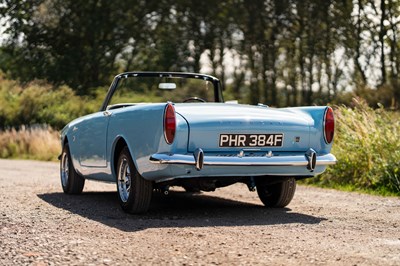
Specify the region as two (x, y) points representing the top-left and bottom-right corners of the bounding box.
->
(150, 148), (337, 172)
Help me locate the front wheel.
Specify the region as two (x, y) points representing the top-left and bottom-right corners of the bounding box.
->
(60, 143), (85, 194)
(116, 147), (152, 213)
(257, 178), (296, 208)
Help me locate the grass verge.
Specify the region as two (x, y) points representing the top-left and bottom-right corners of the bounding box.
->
(302, 98), (400, 196)
(0, 125), (60, 161)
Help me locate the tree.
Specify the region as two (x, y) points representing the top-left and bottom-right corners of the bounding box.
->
(1, 0), (150, 94)
(0, 0), (398, 108)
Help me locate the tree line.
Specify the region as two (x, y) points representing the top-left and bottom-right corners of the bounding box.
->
(0, 0), (399, 107)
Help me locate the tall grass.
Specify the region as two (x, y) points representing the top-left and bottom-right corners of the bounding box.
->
(305, 98), (400, 195)
(0, 125), (60, 161)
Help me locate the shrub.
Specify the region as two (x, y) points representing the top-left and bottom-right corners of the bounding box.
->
(306, 98), (400, 195)
(0, 77), (101, 130)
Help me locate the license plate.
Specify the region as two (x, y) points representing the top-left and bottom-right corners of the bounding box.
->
(219, 134), (284, 147)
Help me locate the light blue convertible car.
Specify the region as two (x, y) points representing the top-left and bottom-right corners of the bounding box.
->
(60, 72), (336, 213)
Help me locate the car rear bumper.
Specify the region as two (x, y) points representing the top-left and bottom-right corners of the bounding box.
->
(150, 148), (336, 172)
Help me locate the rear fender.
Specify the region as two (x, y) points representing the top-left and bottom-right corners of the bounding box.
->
(285, 106), (334, 154)
(107, 103), (189, 178)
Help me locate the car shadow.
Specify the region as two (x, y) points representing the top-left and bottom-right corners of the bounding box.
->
(37, 191), (327, 232)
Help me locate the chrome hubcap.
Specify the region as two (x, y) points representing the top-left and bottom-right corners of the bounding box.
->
(118, 158), (131, 203)
(60, 152), (69, 188)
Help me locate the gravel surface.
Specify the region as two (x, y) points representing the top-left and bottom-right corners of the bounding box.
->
(0, 158), (399, 265)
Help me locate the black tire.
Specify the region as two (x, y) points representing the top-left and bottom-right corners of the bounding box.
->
(60, 143), (85, 194)
(116, 147), (152, 213)
(257, 178), (296, 208)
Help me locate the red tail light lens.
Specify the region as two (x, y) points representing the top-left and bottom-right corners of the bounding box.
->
(164, 103), (176, 144)
(324, 107), (335, 144)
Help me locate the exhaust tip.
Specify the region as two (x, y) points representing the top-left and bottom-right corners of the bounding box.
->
(194, 148), (204, 171)
(306, 149), (317, 172)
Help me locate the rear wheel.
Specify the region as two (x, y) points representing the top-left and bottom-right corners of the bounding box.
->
(257, 178), (296, 208)
(60, 143), (85, 194)
(116, 147), (152, 213)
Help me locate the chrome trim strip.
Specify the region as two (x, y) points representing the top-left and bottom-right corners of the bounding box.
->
(150, 152), (337, 167)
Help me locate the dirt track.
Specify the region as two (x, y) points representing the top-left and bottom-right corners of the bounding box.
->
(0, 159), (399, 265)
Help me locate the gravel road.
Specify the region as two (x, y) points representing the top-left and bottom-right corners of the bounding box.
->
(0, 159), (399, 265)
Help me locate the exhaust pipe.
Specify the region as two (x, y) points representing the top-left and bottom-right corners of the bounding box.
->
(306, 149), (317, 172)
(194, 148), (204, 171)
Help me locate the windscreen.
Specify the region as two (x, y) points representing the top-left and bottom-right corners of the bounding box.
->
(108, 76), (216, 106)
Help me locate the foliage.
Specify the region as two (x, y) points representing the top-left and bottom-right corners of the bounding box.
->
(1, 0), (399, 106)
(0, 0), (152, 94)
(304, 98), (400, 195)
(0, 75), (101, 129)
(332, 85), (397, 110)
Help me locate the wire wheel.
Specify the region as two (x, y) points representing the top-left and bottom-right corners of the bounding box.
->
(60, 152), (69, 188)
(116, 147), (152, 213)
(59, 143), (85, 194)
(117, 158), (131, 203)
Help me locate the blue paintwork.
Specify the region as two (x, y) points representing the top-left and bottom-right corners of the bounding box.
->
(61, 74), (336, 185)
(61, 102), (335, 182)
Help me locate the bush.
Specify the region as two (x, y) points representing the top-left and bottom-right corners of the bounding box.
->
(0, 76), (101, 130)
(306, 98), (400, 195)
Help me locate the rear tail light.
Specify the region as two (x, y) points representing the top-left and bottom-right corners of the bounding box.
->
(323, 107), (335, 144)
(164, 103), (176, 144)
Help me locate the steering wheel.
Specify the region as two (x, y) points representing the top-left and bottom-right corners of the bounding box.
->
(183, 97), (207, 103)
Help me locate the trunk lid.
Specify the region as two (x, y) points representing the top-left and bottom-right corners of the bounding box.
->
(174, 103), (312, 153)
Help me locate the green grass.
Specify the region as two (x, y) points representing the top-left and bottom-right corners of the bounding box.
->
(303, 98), (400, 196)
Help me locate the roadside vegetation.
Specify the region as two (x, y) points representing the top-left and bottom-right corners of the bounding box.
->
(0, 125), (59, 161)
(303, 99), (400, 196)
(0, 76), (99, 129)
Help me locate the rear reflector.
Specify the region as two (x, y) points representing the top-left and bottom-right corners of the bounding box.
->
(323, 107), (335, 144)
(164, 103), (176, 144)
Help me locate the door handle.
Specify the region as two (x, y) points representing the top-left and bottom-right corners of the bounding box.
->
(103, 111), (112, 116)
